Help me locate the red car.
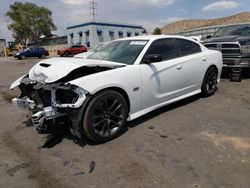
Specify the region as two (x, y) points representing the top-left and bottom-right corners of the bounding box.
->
(57, 45), (87, 57)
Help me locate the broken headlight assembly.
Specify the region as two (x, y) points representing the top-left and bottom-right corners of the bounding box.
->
(12, 80), (88, 133)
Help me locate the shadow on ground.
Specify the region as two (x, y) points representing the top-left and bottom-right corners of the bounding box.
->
(23, 94), (200, 149)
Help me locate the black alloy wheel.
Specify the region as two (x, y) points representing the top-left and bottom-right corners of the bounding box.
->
(201, 66), (218, 97)
(82, 90), (128, 142)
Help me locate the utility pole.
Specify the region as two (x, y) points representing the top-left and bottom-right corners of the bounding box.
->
(89, 0), (97, 21)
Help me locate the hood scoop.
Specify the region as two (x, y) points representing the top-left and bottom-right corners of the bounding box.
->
(39, 63), (51, 68)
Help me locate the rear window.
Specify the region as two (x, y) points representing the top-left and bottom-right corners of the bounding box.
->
(175, 39), (201, 56)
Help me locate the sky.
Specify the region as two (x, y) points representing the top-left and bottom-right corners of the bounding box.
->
(1, 0), (250, 41)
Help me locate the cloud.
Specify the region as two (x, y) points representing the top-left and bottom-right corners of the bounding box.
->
(59, 0), (89, 6)
(203, 0), (238, 12)
(129, 0), (175, 6)
(166, 17), (187, 23)
(132, 17), (187, 33)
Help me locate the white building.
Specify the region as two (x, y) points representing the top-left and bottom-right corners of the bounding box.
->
(66, 21), (146, 48)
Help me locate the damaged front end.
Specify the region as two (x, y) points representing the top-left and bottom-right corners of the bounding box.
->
(12, 75), (87, 135)
(10, 58), (126, 137)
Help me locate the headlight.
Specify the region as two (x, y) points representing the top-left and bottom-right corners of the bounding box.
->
(241, 45), (250, 54)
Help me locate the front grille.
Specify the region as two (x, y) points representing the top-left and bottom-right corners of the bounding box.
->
(204, 42), (241, 57)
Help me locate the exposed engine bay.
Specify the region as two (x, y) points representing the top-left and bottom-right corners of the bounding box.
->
(12, 65), (116, 136)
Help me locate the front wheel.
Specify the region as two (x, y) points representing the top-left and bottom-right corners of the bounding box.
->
(64, 52), (69, 57)
(82, 90), (128, 143)
(21, 55), (26, 60)
(201, 66), (218, 97)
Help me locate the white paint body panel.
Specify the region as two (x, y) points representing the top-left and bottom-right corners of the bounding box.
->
(73, 51), (93, 59)
(11, 35), (223, 121)
(28, 57), (125, 83)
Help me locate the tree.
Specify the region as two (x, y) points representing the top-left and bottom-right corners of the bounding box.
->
(153, 27), (162, 35)
(6, 2), (56, 46)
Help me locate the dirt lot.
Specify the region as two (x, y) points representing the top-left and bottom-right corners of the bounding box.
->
(0, 57), (250, 188)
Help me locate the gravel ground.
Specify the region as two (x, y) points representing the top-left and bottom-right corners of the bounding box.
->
(0, 57), (250, 188)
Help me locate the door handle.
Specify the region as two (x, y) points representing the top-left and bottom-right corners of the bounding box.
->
(202, 59), (207, 62)
(176, 65), (182, 70)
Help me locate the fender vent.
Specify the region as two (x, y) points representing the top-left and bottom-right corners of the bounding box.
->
(39, 63), (51, 68)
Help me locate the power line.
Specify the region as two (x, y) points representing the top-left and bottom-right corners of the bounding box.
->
(89, 0), (97, 21)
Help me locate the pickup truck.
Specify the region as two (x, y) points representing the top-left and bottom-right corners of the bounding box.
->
(203, 24), (250, 72)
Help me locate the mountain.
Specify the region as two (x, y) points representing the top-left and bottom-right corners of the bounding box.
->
(161, 12), (250, 34)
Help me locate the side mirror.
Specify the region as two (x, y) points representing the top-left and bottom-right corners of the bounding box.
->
(206, 35), (212, 39)
(143, 54), (162, 64)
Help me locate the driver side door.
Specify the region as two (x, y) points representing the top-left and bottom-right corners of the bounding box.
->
(140, 38), (183, 109)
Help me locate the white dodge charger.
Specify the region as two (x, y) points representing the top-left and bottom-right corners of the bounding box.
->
(11, 35), (222, 142)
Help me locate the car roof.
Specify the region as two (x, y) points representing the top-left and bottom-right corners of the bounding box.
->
(116, 35), (196, 41)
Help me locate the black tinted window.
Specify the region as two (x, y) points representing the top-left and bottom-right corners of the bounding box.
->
(145, 39), (179, 61)
(176, 39), (201, 56)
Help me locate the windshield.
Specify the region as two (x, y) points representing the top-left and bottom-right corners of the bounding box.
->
(23, 48), (30, 52)
(87, 40), (148, 64)
(90, 43), (106, 52)
(214, 24), (250, 37)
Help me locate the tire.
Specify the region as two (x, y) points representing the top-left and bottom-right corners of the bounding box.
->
(82, 90), (128, 143)
(41, 54), (46, 58)
(64, 52), (69, 57)
(21, 55), (25, 60)
(201, 66), (218, 97)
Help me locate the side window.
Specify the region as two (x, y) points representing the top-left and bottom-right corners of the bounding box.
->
(145, 39), (179, 61)
(175, 39), (201, 56)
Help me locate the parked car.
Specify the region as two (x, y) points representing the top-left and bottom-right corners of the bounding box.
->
(10, 35), (222, 143)
(203, 24), (250, 70)
(57, 45), (87, 57)
(74, 42), (108, 59)
(14, 47), (49, 59)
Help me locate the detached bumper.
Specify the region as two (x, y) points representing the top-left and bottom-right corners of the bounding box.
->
(12, 85), (87, 129)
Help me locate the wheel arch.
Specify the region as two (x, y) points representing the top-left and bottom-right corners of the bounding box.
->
(206, 64), (220, 83)
(207, 64), (218, 73)
(91, 86), (131, 114)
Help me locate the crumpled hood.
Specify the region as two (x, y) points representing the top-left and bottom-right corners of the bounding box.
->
(29, 57), (126, 83)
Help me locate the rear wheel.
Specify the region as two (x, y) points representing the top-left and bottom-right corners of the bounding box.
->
(201, 66), (218, 97)
(82, 90), (128, 143)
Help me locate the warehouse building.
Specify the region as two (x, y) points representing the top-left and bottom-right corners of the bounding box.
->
(66, 21), (146, 48)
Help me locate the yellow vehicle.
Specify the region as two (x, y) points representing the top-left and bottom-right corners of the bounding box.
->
(5, 42), (25, 56)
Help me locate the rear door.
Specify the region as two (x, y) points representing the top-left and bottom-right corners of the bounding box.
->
(174, 38), (206, 94)
(27, 48), (34, 57)
(72, 45), (79, 54)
